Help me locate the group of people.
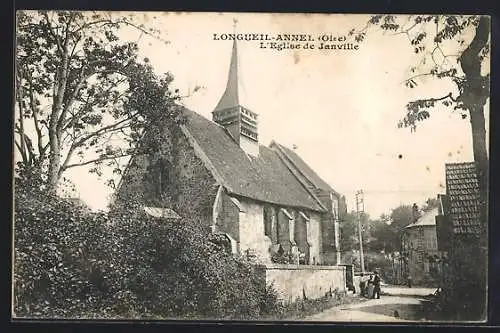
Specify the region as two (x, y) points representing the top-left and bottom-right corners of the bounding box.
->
(358, 271), (381, 299)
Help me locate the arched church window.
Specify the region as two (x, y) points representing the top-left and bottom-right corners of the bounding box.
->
(149, 158), (172, 198)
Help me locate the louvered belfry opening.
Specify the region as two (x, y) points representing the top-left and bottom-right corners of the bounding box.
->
(212, 39), (259, 156)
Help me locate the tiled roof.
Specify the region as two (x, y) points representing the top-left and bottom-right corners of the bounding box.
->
(445, 162), (481, 234)
(182, 109), (325, 212)
(271, 142), (340, 196)
(405, 207), (438, 228)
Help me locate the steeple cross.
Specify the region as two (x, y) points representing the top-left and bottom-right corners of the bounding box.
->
(232, 18), (238, 33)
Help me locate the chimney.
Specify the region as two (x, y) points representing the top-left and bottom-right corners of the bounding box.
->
(212, 39), (259, 157)
(412, 203), (419, 223)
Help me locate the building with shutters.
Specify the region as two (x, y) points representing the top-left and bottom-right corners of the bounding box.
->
(401, 207), (445, 286)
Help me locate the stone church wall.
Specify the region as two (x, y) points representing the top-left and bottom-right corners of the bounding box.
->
(215, 193), (241, 244)
(115, 126), (217, 226)
(238, 199), (272, 263)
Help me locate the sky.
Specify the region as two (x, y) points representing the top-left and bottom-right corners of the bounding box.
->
(45, 13), (489, 218)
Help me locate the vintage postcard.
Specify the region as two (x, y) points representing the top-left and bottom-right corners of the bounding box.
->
(13, 12), (490, 322)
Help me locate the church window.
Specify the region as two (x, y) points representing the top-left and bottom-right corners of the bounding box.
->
(264, 205), (272, 237)
(152, 159), (172, 198)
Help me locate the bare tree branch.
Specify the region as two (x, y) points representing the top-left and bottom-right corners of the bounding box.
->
(58, 143), (77, 176)
(62, 76), (129, 132)
(407, 92), (458, 108)
(25, 69), (46, 157)
(63, 151), (135, 170)
(402, 72), (434, 84)
(42, 12), (63, 54)
(73, 113), (139, 148)
(57, 67), (92, 132)
(389, 20), (419, 40)
(15, 66), (27, 164)
(14, 139), (28, 166)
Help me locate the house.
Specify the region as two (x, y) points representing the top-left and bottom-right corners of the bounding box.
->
(401, 207), (445, 286)
(435, 162), (487, 318)
(115, 39), (347, 301)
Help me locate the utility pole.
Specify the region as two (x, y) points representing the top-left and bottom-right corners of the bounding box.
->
(355, 190), (365, 273)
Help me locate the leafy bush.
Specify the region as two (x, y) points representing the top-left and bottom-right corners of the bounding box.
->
(269, 288), (351, 320)
(14, 184), (122, 318)
(108, 209), (269, 320)
(270, 251), (290, 264)
(13, 182), (281, 320)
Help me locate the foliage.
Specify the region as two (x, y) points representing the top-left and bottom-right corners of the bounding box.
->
(270, 251), (291, 264)
(342, 250), (391, 275)
(422, 197), (439, 212)
(390, 204), (417, 231)
(13, 181), (282, 320)
(110, 212), (270, 320)
(15, 10), (184, 192)
(339, 211), (371, 252)
(341, 200), (439, 274)
(14, 182), (121, 318)
(350, 15), (489, 130)
(269, 288), (351, 320)
(362, 252), (393, 279)
(351, 17), (489, 264)
(367, 219), (398, 253)
(339, 212), (357, 252)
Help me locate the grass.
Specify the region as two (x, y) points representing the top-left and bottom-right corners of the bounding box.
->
(263, 290), (367, 321)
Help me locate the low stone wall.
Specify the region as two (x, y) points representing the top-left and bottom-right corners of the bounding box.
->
(262, 263), (346, 304)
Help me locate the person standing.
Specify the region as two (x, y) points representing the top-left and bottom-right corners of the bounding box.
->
(407, 274), (413, 288)
(367, 275), (374, 298)
(359, 273), (366, 296)
(372, 271), (381, 299)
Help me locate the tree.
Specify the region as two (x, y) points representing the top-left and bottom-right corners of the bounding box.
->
(339, 211), (372, 252)
(388, 204), (416, 250)
(368, 218), (398, 253)
(351, 16), (489, 318)
(339, 211), (357, 252)
(351, 14), (489, 230)
(15, 11), (183, 193)
(422, 197), (439, 212)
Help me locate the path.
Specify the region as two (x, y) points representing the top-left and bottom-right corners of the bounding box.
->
(304, 285), (437, 322)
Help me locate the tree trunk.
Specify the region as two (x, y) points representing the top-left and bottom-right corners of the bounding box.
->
(455, 15), (489, 319)
(47, 55), (70, 193)
(47, 131), (61, 192)
(15, 68), (28, 166)
(470, 106), (488, 204)
(459, 15), (489, 220)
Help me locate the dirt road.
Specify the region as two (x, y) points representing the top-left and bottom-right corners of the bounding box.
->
(304, 285), (436, 322)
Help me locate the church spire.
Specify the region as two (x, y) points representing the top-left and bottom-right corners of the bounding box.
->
(212, 18), (260, 157)
(214, 18), (244, 112)
(214, 37), (241, 112)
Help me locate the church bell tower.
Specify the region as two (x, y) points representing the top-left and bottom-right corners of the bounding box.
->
(212, 23), (259, 157)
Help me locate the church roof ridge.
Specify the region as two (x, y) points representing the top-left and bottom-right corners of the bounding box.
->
(180, 108), (326, 212)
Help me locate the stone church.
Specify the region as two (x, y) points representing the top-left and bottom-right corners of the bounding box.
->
(116, 39), (347, 266)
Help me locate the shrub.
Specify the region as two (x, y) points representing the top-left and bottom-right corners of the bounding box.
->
(109, 210), (269, 320)
(271, 288), (351, 320)
(13, 184), (120, 318)
(270, 251), (290, 264)
(13, 182), (281, 320)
